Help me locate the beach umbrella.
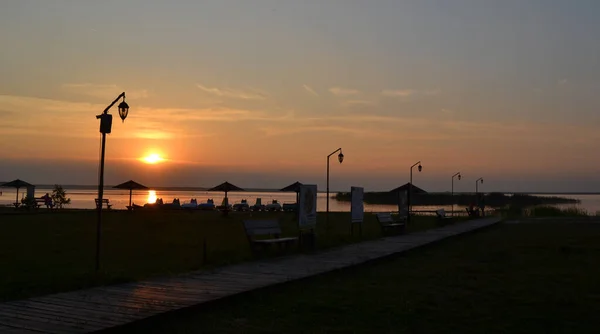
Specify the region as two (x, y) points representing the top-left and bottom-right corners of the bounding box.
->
(1, 179), (33, 206)
(113, 180), (149, 207)
(389, 182), (428, 194)
(280, 181), (303, 204)
(208, 181), (244, 207)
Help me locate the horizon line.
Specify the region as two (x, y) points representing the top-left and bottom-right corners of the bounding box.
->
(1, 183), (598, 195)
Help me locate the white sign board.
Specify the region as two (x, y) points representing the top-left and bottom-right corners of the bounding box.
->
(351, 186), (364, 223)
(298, 184), (317, 229)
(398, 190), (408, 217)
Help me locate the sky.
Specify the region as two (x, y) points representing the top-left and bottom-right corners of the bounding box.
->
(1, 0), (599, 193)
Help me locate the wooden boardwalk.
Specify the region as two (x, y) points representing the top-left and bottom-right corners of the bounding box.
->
(0, 217), (501, 334)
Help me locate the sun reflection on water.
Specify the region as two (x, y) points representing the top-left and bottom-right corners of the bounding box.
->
(147, 190), (157, 204)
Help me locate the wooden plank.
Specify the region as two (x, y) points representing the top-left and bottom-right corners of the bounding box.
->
(98, 286), (213, 304)
(0, 324), (42, 334)
(3, 301), (127, 327)
(49, 293), (172, 315)
(0, 303), (120, 328)
(146, 276), (257, 291)
(60, 289), (185, 311)
(28, 296), (153, 319)
(135, 280), (251, 295)
(187, 272), (282, 287)
(0, 312), (87, 334)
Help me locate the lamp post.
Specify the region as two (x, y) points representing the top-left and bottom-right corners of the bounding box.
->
(475, 177), (483, 195)
(326, 148), (344, 225)
(475, 177), (484, 216)
(95, 92), (129, 272)
(451, 172), (461, 216)
(408, 161), (422, 222)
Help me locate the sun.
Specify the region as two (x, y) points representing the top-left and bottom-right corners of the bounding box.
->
(141, 153), (165, 164)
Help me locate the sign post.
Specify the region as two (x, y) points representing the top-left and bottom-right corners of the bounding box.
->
(298, 184), (318, 249)
(398, 189), (408, 218)
(350, 186), (364, 236)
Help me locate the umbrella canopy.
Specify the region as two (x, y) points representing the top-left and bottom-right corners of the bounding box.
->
(112, 180), (149, 208)
(1, 179), (33, 206)
(1, 179), (32, 189)
(113, 180), (149, 191)
(389, 182), (428, 194)
(208, 181), (244, 214)
(280, 181), (303, 192)
(280, 181), (303, 205)
(208, 181), (244, 193)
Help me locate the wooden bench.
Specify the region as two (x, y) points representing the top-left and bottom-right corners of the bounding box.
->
(436, 209), (453, 224)
(95, 198), (112, 210)
(376, 212), (407, 235)
(243, 220), (298, 254)
(466, 207), (480, 218)
(34, 198), (54, 209)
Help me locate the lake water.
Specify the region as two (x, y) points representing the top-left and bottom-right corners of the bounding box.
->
(1, 187), (599, 214)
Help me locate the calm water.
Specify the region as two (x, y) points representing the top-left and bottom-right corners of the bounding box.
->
(1, 188), (599, 214)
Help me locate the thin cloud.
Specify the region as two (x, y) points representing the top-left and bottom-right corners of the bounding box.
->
(329, 87), (359, 97)
(302, 84), (319, 97)
(381, 89), (440, 98)
(196, 84), (267, 100)
(62, 83), (149, 99)
(343, 100), (377, 107)
(0, 94), (291, 140)
(381, 89), (416, 97)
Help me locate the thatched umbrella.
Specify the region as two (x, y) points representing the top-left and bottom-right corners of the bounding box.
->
(389, 182), (427, 194)
(113, 180), (149, 208)
(207, 181), (244, 208)
(280, 181), (303, 205)
(1, 179), (33, 207)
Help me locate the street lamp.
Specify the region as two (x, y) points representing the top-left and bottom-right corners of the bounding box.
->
(408, 161), (422, 222)
(451, 172), (461, 216)
(475, 177), (483, 195)
(95, 92), (129, 272)
(326, 148), (344, 224)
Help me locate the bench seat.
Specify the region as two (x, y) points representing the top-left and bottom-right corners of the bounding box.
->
(252, 237), (298, 244)
(243, 220), (298, 254)
(376, 212), (407, 235)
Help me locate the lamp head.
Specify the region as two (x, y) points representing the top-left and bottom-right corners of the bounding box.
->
(418, 164), (422, 172)
(118, 101), (129, 122)
(481, 178), (483, 184)
(458, 174), (462, 180)
(338, 152), (344, 163)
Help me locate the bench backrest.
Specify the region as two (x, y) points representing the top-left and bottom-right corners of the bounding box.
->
(95, 199), (109, 203)
(376, 213), (394, 224)
(243, 220), (282, 236)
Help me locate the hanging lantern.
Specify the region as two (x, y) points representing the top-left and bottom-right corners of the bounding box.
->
(418, 164), (422, 172)
(338, 152), (344, 163)
(118, 101), (129, 122)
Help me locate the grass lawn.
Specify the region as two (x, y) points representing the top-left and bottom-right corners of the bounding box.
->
(0, 209), (457, 301)
(104, 221), (600, 334)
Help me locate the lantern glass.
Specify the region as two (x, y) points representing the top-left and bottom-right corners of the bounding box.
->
(118, 101), (129, 122)
(338, 152), (344, 163)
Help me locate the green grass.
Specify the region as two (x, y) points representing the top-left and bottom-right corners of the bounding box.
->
(0, 210), (461, 301)
(500, 204), (590, 219)
(104, 222), (600, 334)
(526, 206), (590, 217)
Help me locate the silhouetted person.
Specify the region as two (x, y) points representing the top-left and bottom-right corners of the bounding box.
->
(42, 193), (53, 209)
